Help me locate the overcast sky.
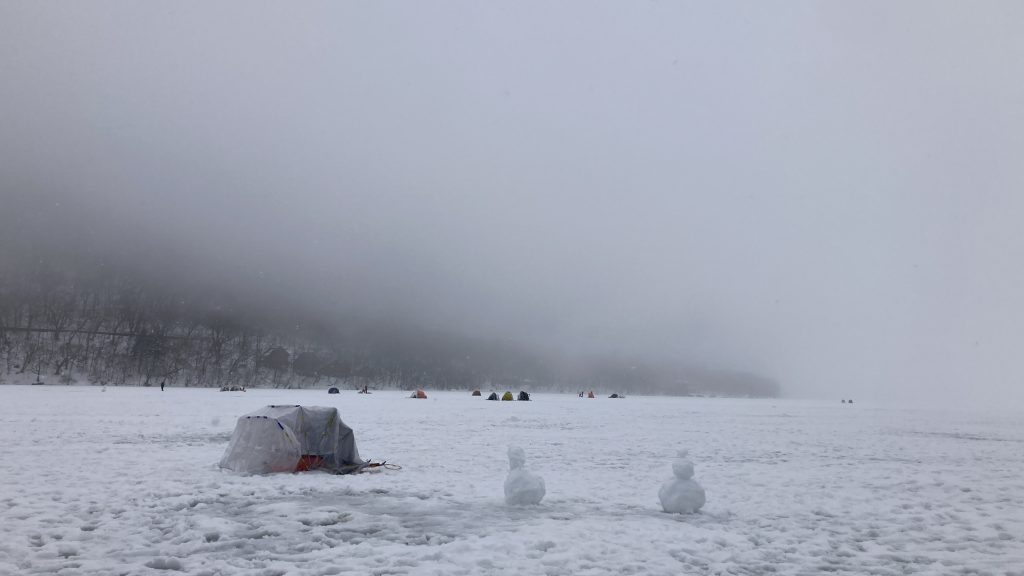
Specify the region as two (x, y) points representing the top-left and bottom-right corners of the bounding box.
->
(2, 1), (1022, 406)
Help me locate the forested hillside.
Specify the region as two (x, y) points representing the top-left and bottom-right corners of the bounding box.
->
(0, 265), (779, 396)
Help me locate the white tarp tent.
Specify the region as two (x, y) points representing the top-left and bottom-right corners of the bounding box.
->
(220, 405), (365, 475)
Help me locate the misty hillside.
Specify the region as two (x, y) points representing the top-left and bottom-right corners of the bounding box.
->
(0, 262), (778, 397)
(3, 2), (1024, 407)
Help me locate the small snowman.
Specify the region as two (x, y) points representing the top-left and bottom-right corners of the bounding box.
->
(659, 450), (705, 514)
(504, 446), (545, 505)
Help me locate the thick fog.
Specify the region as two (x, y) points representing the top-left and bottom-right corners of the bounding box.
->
(2, 2), (1022, 405)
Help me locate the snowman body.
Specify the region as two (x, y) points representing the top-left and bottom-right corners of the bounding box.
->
(504, 446), (545, 505)
(659, 451), (706, 513)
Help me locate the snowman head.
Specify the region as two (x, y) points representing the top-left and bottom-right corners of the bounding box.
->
(508, 445), (526, 470)
(672, 450), (695, 479)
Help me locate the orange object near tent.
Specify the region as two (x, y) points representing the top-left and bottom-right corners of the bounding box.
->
(296, 455), (325, 472)
(587, 391), (595, 398)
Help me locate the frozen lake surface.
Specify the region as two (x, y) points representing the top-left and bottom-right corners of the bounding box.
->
(1, 386), (1022, 575)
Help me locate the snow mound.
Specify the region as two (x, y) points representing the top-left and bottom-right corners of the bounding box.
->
(659, 449), (705, 514)
(505, 446), (545, 506)
(144, 557), (185, 571)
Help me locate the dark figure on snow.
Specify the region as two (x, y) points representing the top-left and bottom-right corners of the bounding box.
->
(160, 380), (165, 391)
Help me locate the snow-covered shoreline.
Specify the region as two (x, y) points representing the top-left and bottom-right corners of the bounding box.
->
(2, 386), (1021, 575)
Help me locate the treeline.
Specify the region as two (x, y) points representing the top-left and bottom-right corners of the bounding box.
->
(0, 273), (296, 388)
(0, 270), (494, 390)
(0, 267), (779, 396)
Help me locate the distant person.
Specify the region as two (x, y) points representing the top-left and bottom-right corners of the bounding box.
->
(160, 380), (165, 391)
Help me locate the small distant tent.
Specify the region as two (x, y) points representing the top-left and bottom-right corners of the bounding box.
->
(502, 391), (514, 401)
(220, 405), (364, 475)
(411, 389), (427, 399)
(609, 393), (624, 399)
(518, 391), (530, 401)
(587, 391), (595, 398)
(328, 387), (340, 394)
(487, 392), (499, 401)
(471, 390), (482, 396)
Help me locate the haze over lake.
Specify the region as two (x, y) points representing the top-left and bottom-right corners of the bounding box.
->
(3, 2), (1023, 405)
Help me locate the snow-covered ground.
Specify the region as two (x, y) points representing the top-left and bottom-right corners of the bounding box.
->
(1, 386), (1022, 576)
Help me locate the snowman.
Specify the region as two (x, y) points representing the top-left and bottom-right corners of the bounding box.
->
(659, 450), (705, 513)
(504, 446), (545, 505)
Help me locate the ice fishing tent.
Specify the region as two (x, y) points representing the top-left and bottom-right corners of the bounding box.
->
(220, 405), (364, 475)
(410, 389), (427, 399)
(487, 392), (499, 401)
(518, 391), (530, 401)
(502, 391), (514, 401)
(471, 390), (481, 396)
